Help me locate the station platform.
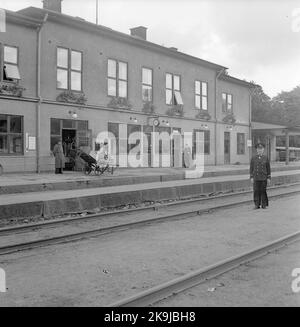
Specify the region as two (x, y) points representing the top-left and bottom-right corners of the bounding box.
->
(1, 162), (300, 195)
(0, 163), (300, 220)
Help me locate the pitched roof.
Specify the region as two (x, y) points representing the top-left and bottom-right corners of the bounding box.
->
(17, 6), (227, 71)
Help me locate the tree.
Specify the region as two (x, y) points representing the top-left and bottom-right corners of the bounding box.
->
(251, 83), (273, 122)
(272, 85), (300, 126)
(251, 84), (300, 126)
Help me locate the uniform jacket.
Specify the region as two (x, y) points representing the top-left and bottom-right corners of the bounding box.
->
(250, 154), (271, 181)
(53, 144), (66, 169)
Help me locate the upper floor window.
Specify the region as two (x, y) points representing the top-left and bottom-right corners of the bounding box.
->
(107, 59), (127, 98)
(237, 133), (245, 154)
(222, 92), (233, 112)
(142, 67), (152, 102)
(0, 114), (23, 155)
(195, 81), (208, 110)
(57, 47), (82, 91)
(1, 45), (21, 82)
(166, 73), (183, 105)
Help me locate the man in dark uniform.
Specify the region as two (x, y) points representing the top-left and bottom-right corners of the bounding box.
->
(250, 143), (271, 209)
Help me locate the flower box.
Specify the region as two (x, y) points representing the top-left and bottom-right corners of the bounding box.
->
(195, 110), (211, 120)
(0, 82), (25, 97)
(56, 91), (87, 105)
(107, 97), (132, 110)
(166, 104), (184, 117)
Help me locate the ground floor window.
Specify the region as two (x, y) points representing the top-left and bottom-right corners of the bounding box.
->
(237, 133), (245, 154)
(0, 114), (23, 155)
(192, 129), (210, 156)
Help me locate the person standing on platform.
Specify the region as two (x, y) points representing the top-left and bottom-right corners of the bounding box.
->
(183, 143), (193, 168)
(250, 143), (271, 209)
(53, 140), (66, 174)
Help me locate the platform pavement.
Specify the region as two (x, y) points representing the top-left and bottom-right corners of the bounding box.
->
(0, 168), (300, 220)
(1, 162), (300, 195)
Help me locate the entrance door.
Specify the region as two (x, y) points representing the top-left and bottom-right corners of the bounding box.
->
(62, 129), (76, 170)
(143, 125), (153, 167)
(224, 132), (230, 164)
(171, 128), (182, 167)
(155, 126), (171, 167)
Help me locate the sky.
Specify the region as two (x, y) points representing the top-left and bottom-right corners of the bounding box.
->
(1, 0), (300, 97)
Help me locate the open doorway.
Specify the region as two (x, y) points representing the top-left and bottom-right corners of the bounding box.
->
(62, 129), (76, 170)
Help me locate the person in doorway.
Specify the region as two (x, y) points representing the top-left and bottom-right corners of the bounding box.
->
(183, 143), (192, 168)
(250, 143), (271, 209)
(53, 140), (66, 174)
(96, 140), (109, 167)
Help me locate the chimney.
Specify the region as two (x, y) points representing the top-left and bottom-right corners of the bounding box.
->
(130, 26), (147, 40)
(42, 0), (62, 13)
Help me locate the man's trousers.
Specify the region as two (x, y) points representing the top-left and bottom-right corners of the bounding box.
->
(253, 180), (268, 207)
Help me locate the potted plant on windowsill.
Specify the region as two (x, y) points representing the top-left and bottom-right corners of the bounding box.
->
(142, 101), (155, 114)
(222, 112), (236, 124)
(56, 90), (87, 105)
(166, 104), (184, 117)
(0, 82), (25, 97)
(107, 97), (132, 110)
(195, 109), (211, 120)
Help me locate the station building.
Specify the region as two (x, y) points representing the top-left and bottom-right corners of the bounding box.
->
(0, 0), (254, 172)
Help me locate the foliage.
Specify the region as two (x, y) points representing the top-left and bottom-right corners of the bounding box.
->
(142, 101), (155, 114)
(195, 110), (211, 120)
(0, 82), (25, 97)
(166, 104), (184, 117)
(251, 83), (300, 127)
(107, 97), (132, 110)
(222, 112), (236, 124)
(56, 91), (87, 104)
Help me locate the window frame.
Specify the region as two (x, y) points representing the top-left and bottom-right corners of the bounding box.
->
(0, 114), (24, 156)
(165, 72), (182, 106)
(195, 80), (208, 110)
(1, 44), (20, 83)
(237, 132), (245, 155)
(142, 66), (153, 103)
(107, 58), (128, 99)
(222, 92), (233, 113)
(193, 129), (210, 155)
(56, 47), (83, 92)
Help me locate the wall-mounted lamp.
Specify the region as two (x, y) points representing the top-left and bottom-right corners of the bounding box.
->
(226, 125), (233, 131)
(162, 120), (169, 126)
(201, 124), (208, 129)
(68, 110), (78, 119)
(130, 117), (138, 123)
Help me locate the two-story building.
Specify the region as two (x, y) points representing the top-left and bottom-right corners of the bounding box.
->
(0, 0), (254, 172)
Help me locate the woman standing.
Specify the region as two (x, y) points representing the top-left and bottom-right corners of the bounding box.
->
(53, 140), (66, 174)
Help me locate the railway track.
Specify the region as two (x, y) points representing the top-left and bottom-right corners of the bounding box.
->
(109, 230), (300, 307)
(0, 183), (299, 256)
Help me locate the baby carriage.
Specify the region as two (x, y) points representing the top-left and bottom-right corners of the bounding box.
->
(77, 149), (114, 175)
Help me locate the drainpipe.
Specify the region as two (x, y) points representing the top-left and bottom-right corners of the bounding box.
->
(249, 89), (253, 163)
(215, 68), (226, 166)
(36, 13), (48, 173)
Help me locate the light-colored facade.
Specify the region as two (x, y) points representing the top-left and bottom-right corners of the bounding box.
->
(0, 1), (253, 172)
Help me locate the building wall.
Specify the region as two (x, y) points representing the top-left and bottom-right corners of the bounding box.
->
(0, 11), (252, 172)
(1, 21), (37, 98)
(40, 21), (217, 120)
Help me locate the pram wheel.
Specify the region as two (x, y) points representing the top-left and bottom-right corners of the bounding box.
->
(84, 164), (92, 175)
